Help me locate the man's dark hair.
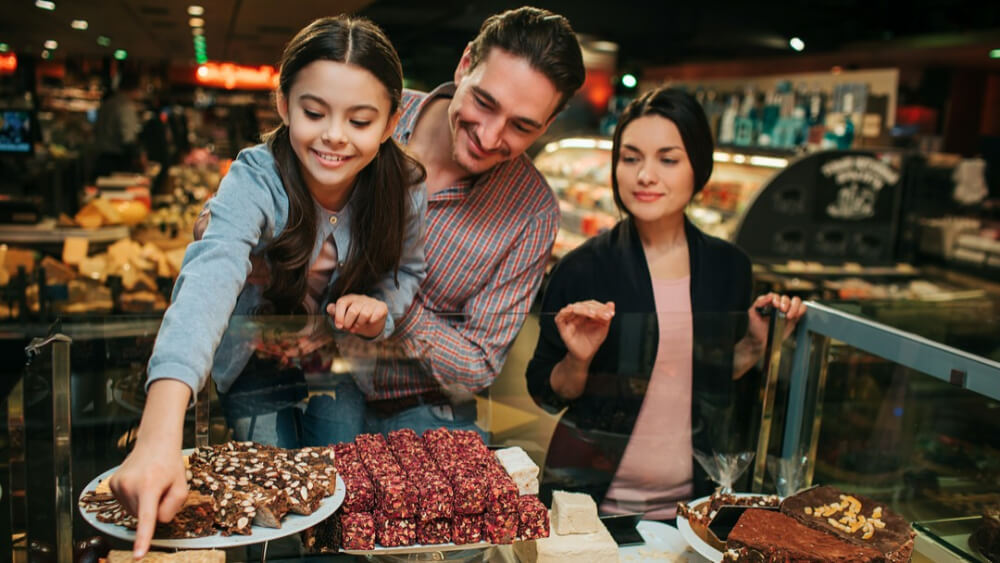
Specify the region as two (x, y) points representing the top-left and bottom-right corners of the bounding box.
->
(466, 6), (585, 117)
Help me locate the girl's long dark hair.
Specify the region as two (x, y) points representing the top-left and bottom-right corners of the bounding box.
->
(260, 16), (425, 314)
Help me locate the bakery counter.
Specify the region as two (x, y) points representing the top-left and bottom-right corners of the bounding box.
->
(4, 309), (993, 561)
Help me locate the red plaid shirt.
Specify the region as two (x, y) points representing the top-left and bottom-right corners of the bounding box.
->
(368, 84), (559, 400)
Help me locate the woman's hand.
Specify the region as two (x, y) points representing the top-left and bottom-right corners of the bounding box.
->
(549, 300), (615, 400)
(555, 300), (616, 363)
(108, 379), (191, 559)
(734, 293), (807, 379)
(328, 294), (389, 339)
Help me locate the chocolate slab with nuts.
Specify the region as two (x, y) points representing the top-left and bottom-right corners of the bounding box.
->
(781, 486), (915, 562)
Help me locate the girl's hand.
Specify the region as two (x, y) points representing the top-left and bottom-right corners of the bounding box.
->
(328, 294), (389, 339)
(107, 378), (191, 559)
(555, 300), (615, 363)
(109, 444), (188, 559)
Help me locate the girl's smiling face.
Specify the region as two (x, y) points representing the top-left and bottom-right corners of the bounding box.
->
(278, 59), (399, 208)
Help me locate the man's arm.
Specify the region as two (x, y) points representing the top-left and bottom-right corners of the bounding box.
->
(394, 209), (558, 393)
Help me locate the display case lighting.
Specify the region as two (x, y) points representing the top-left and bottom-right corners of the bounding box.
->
(555, 138), (613, 151)
(114, 49), (127, 60)
(189, 17), (204, 28)
(749, 155), (789, 168)
(97, 36), (111, 47)
(44, 40), (58, 50)
(188, 5), (205, 16)
(192, 27), (204, 36)
(71, 19), (88, 30)
(35, 0), (55, 10)
(713, 151), (788, 169)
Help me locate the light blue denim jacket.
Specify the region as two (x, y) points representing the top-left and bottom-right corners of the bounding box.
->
(146, 143), (427, 398)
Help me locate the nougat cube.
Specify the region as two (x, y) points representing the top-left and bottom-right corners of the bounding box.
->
(551, 490), (599, 535)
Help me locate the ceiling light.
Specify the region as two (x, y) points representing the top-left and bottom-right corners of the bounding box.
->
(44, 40), (58, 50)
(71, 19), (88, 30)
(189, 17), (204, 28)
(114, 49), (127, 60)
(41, 50), (52, 59)
(188, 5), (204, 16)
(991, 49), (1000, 59)
(621, 74), (637, 88)
(35, 0), (55, 10)
(97, 36), (111, 47)
(0, 44), (8, 53)
(789, 37), (805, 52)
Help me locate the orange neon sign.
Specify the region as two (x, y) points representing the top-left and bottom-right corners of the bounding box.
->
(195, 62), (279, 90)
(0, 53), (16, 74)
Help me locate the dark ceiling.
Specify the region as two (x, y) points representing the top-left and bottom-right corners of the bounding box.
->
(2, 0), (999, 85)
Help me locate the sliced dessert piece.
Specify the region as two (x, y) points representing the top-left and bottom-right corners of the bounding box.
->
(726, 508), (884, 562)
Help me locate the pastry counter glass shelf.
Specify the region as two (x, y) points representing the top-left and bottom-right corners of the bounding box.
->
(757, 300), (1000, 562)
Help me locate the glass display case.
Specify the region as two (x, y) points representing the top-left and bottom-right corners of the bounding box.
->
(758, 300), (1000, 562)
(2, 305), (997, 561)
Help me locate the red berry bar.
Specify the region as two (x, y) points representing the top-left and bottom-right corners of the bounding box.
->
(486, 509), (519, 544)
(517, 495), (550, 540)
(339, 511), (376, 551)
(375, 512), (417, 547)
(417, 518), (453, 545)
(452, 512), (485, 545)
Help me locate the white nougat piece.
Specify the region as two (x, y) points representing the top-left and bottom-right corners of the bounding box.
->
(495, 446), (539, 495)
(521, 477), (539, 496)
(551, 490), (600, 535)
(513, 510), (619, 563)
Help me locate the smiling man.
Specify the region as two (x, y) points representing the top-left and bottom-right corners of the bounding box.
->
(309, 7), (585, 440)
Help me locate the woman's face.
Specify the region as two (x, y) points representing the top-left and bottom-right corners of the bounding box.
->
(615, 114), (696, 224)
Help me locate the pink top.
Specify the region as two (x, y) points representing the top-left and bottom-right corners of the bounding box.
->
(297, 209), (340, 356)
(601, 276), (694, 520)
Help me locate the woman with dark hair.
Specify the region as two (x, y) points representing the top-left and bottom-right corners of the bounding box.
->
(526, 87), (805, 520)
(110, 16), (426, 558)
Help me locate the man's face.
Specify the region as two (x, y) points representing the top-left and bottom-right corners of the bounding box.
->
(446, 47), (561, 176)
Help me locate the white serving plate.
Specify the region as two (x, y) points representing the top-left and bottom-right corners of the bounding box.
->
(78, 450), (345, 549)
(675, 493), (781, 563)
(619, 520), (711, 561)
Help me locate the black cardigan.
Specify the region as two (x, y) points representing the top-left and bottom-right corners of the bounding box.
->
(525, 217), (758, 504)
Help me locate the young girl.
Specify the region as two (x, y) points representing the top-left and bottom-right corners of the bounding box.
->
(111, 16), (426, 558)
(526, 88), (805, 520)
